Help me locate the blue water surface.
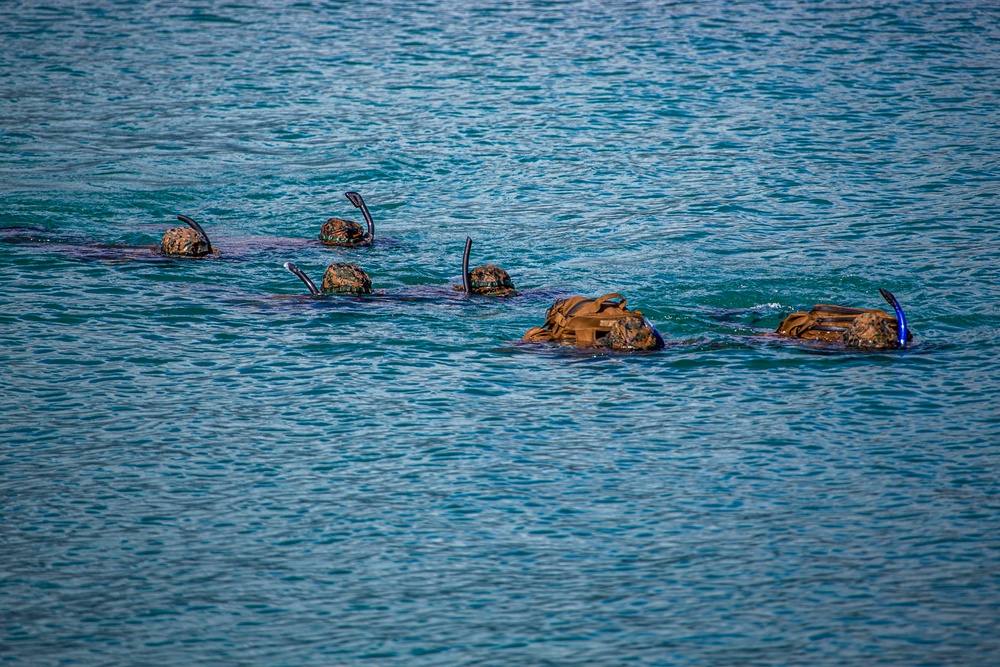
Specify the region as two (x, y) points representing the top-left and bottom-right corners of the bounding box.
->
(2, 1), (999, 665)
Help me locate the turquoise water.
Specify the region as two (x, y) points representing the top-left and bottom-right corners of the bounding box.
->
(2, 1), (999, 664)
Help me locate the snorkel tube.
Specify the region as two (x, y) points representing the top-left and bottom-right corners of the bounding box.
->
(177, 214), (212, 250)
(344, 191), (374, 243)
(879, 288), (908, 349)
(462, 236), (473, 293)
(645, 317), (665, 349)
(284, 262), (321, 295)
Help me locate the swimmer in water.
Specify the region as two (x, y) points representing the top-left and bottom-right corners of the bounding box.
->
(523, 293), (664, 351)
(454, 237), (517, 297)
(284, 261), (373, 295)
(319, 192), (374, 247)
(772, 288), (911, 350)
(160, 214), (220, 258)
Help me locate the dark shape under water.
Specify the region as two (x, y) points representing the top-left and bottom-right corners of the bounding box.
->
(319, 191), (374, 247)
(456, 236), (517, 297)
(2, 223), (316, 264)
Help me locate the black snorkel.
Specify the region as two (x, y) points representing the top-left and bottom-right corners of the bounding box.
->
(177, 214), (212, 250)
(284, 262), (321, 295)
(462, 236), (473, 293)
(879, 287), (908, 349)
(344, 191), (374, 243)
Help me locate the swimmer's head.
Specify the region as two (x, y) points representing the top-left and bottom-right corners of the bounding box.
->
(469, 263), (517, 297)
(319, 217), (367, 246)
(161, 215), (216, 257)
(842, 312), (899, 350)
(600, 316), (664, 351)
(459, 237), (517, 297)
(321, 262), (373, 295)
(319, 192), (374, 246)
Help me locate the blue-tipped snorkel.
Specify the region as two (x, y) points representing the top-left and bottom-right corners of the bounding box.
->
(177, 214), (212, 249)
(879, 288), (908, 349)
(344, 191), (374, 243)
(644, 318), (665, 350)
(284, 262), (321, 295)
(462, 236), (473, 293)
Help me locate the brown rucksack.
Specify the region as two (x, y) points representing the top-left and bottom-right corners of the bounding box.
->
(775, 304), (903, 346)
(523, 293), (663, 350)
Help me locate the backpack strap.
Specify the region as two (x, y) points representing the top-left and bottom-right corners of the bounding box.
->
(523, 325), (553, 342)
(590, 293), (626, 313)
(565, 297), (596, 316)
(547, 296), (594, 339)
(810, 304), (867, 316)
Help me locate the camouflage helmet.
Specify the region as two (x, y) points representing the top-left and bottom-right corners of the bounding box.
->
(160, 215), (216, 257)
(601, 316), (664, 351)
(318, 191), (375, 246)
(843, 312), (898, 350)
(321, 262), (372, 295)
(319, 217), (367, 246)
(459, 237), (517, 297)
(470, 264), (517, 297)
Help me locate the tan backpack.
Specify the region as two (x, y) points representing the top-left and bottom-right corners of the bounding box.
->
(524, 293), (660, 348)
(775, 304), (900, 343)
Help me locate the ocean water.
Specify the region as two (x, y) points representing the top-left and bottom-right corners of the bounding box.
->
(2, 1), (999, 664)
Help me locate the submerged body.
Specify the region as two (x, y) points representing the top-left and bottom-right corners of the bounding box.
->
(0, 225), (320, 264)
(524, 293), (664, 351)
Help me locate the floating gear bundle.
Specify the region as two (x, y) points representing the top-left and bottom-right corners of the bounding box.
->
(523, 293), (663, 351)
(774, 289), (911, 350)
